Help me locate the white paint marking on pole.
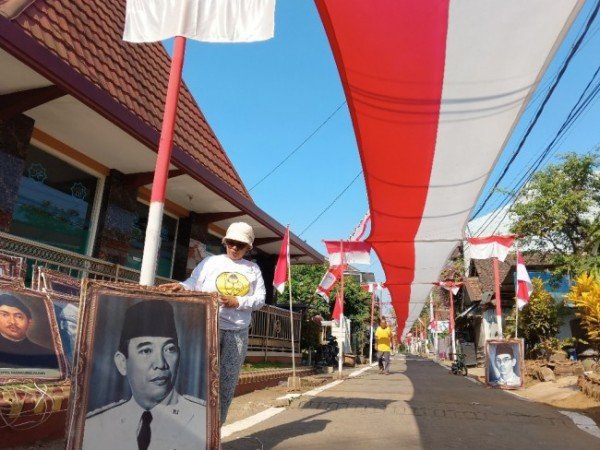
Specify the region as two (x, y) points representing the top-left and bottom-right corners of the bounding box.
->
(304, 379), (344, 396)
(221, 407), (286, 438)
(140, 201), (165, 286)
(559, 410), (600, 439)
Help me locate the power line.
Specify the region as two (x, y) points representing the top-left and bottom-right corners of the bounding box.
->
(249, 101), (347, 191)
(298, 171), (363, 237)
(470, 0), (600, 220)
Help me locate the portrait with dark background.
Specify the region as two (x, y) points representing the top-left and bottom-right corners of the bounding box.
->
(86, 295), (208, 413)
(486, 339), (524, 388)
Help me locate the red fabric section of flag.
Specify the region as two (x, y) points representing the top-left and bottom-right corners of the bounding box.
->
(315, 0), (450, 333)
(332, 289), (343, 321)
(316, 264), (346, 300)
(273, 227), (289, 294)
(467, 235), (516, 247)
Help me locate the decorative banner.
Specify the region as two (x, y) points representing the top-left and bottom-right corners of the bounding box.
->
(349, 212), (371, 241)
(324, 240), (372, 266)
(467, 235), (516, 262)
(273, 227), (290, 294)
(123, 0), (276, 43)
(316, 264), (346, 301)
(516, 252), (533, 309)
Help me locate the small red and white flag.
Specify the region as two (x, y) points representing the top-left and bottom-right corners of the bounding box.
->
(273, 226), (290, 294)
(434, 281), (462, 295)
(349, 212), (371, 241)
(516, 252), (533, 310)
(123, 0), (276, 43)
(332, 289), (343, 322)
(324, 240), (372, 266)
(360, 282), (377, 293)
(466, 235), (516, 262)
(316, 264), (346, 301)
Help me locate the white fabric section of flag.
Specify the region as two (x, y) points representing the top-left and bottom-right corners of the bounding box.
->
(324, 240), (371, 266)
(123, 0), (276, 43)
(399, 1), (580, 338)
(273, 227), (290, 294)
(315, 264), (344, 301)
(516, 252), (533, 310)
(349, 212), (370, 241)
(437, 282), (460, 296)
(466, 236), (515, 262)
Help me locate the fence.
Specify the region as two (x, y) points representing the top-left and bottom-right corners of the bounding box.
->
(248, 304), (301, 356)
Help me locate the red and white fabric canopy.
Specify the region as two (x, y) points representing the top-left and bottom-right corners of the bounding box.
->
(315, 0), (582, 338)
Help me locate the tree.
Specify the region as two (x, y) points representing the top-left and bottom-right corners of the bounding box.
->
(512, 278), (564, 357)
(566, 271), (600, 353)
(509, 151), (600, 276)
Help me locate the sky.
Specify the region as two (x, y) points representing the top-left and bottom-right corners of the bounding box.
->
(166, 0), (600, 311)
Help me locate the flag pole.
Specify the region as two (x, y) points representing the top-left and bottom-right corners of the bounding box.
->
(449, 286), (456, 361)
(493, 257), (503, 338)
(338, 240), (344, 377)
(286, 227), (297, 381)
(140, 36), (187, 286)
(514, 245), (519, 339)
(369, 287), (375, 365)
(429, 291), (437, 358)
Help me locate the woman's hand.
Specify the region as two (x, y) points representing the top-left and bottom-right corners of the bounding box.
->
(219, 295), (239, 308)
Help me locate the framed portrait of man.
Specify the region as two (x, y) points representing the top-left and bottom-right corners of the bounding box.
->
(66, 281), (220, 450)
(486, 339), (524, 389)
(0, 285), (66, 382)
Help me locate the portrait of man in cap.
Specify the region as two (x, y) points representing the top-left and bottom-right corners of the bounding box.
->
(83, 300), (206, 450)
(0, 292), (59, 370)
(487, 341), (522, 388)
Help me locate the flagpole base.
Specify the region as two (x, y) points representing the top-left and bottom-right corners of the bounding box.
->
(287, 376), (302, 390)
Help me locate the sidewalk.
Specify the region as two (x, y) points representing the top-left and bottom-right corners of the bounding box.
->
(222, 355), (600, 449)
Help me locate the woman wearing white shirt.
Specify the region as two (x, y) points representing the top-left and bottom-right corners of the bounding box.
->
(164, 222), (266, 423)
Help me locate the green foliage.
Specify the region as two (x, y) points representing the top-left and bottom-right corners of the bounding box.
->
(509, 151), (600, 276)
(510, 278), (566, 355)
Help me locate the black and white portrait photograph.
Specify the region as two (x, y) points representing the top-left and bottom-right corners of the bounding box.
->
(486, 339), (524, 389)
(67, 281), (219, 450)
(0, 285), (65, 382)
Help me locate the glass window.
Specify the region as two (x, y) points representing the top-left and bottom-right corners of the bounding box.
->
(10, 146), (98, 254)
(127, 202), (177, 278)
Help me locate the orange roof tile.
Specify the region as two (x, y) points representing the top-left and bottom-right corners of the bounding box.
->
(11, 0), (250, 198)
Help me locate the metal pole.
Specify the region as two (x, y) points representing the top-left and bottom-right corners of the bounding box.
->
(140, 36), (186, 286)
(338, 241), (344, 377)
(369, 289), (375, 364)
(450, 288), (456, 361)
(515, 247), (519, 339)
(287, 242), (296, 379)
(493, 257), (503, 338)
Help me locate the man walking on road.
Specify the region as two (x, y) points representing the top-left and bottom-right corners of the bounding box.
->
(375, 317), (393, 374)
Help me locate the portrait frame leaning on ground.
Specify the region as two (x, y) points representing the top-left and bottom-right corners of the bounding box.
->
(36, 268), (82, 370)
(66, 280), (220, 450)
(0, 283), (66, 383)
(485, 338), (525, 389)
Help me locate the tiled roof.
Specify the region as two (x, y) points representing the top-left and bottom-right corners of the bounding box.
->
(463, 276), (482, 302)
(10, 0), (250, 198)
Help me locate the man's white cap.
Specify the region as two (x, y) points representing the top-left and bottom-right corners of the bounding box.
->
(223, 222), (254, 248)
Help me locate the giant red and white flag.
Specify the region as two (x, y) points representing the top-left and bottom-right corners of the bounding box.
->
(466, 235), (516, 262)
(273, 226), (290, 294)
(324, 240), (372, 266)
(516, 252), (533, 310)
(316, 264), (346, 301)
(123, 0), (276, 43)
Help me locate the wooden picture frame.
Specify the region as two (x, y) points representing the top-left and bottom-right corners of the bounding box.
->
(39, 267), (82, 299)
(0, 253), (25, 285)
(66, 280), (220, 450)
(0, 284), (67, 383)
(485, 338), (524, 389)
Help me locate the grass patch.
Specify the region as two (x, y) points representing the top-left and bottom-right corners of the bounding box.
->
(241, 362), (293, 372)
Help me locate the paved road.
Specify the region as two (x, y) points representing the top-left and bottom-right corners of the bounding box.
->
(222, 356), (599, 449)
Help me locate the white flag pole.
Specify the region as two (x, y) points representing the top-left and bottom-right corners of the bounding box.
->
(514, 245), (519, 339)
(338, 241), (345, 377)
(286, 228), (297, 380)
(369, 285), (375, 365)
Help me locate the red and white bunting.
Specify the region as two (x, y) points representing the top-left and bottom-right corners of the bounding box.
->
(434, 281), (462, 296)
(332, 289), (343, 322)
(516, 252), (533, 310)
(324, 240), (372, 266)
(466, 235), (516, 262)
(315, 264), (346, 302)
(273, 226), (290, 294)
(349, 212), (371, 241)
(123, 0), (276, 43)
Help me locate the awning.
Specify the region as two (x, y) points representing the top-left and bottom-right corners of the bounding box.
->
(315, 0), (583, 337)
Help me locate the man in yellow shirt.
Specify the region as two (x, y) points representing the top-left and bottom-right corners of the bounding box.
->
(375, 317), (393, 374)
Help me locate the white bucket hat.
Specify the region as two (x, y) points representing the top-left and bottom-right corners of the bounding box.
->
(222, 222), (254, 248)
